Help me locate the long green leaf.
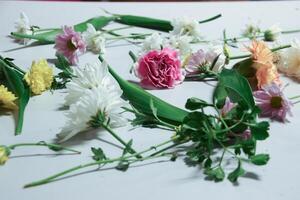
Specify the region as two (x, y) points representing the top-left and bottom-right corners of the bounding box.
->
(11, 16), (115, 43)
(99, 57), (189, 125)
(114, 14), (222, 32)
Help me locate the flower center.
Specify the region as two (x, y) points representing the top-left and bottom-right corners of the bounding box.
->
(67, 39), (77, 50)
(270, 96), (282, 109)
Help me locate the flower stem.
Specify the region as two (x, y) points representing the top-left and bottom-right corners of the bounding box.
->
(198, 14), (222, 24)
(289, 95), (300, 100)
(229, 44), (291, 60)
(8, 142), (81, 154)
(24, 136), (181, 188)
(102, 124), (141, 158)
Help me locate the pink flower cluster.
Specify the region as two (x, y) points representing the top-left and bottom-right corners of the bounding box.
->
(135, 48), (185, 89)
(55, 26), (86, 65)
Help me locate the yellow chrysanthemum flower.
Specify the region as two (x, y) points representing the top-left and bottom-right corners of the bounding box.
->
(24, 59), (53, 95)
(0, 85), (17, 110)
(0, 146), (9, 165)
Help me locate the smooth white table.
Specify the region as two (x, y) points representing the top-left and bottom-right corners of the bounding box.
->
(1, 1), (300, 199)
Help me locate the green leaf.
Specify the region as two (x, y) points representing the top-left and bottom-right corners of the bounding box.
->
(11, 16), (115, 43)
(219, 69), (255, 109)
(249, 121), (269, 140)
(185, 97), (213, 110)
(250, 154), (270, 165)
(115, 161), (129, 172)
(182, 112), (207, 131)
(114, 14), (221, 32)
(101, 56), (189, 126)
(15, 86), (30, 135)
(91, 147), (107, 161)
(205, 167), (225, 181)
(213, 84), (227, 109)
(227, 160), (245, 182)
(122, 139), (134, 156)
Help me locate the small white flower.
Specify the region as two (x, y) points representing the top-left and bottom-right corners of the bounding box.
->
(140, 32), (163, 53)
(165, 35), (192, 56)
(170, 16), (201, 39)
(57, 87), (128, 142)
(64, 61), (120, 106)
(82, 23), (106, 54)
(14, 12), (32, 44)
(206, 45), (226, 72)
(277, 39), (300, 80)
(241, 22), (261, 38)
(264, 24), (282, 41)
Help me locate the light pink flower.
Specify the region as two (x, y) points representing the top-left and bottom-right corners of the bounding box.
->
(253, 83), (293, 122)
(135, 48), (184, 89)
(221, 97), (235, 116)
(55, 26), (86, 65)
(241, 129), (252, 140)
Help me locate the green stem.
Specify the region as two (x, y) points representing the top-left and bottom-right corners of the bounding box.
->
(229, 44), (291, 60)
(199, 14), (222, 24)
(102, 123), (141, 159)
(106, 33), (150, 40)
(24, 136), (180, 188)
(8, 142), (81, 154)
(289, 95), (300, 100)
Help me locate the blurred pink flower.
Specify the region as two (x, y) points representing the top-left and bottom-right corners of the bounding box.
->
(221, 97), (235, 116)
(253, 83), (293, 122)
(135, 48), (184, 89)
(55, 26), (86, 65)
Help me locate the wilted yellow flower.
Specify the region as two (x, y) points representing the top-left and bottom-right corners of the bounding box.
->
(0, 85), (17, 110)
(0, 146), (9, 165)
(24, 59), (53, 95)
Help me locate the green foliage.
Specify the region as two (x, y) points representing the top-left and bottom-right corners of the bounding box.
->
(249, 121), (270, 140)
(250, 154), (270, 165)
(91, 147), (107, 162)
(185, 97), (213, 110)
(228, 160), (245, 182)
(205, 167), (225, 181)
(51, 54), (73, 90)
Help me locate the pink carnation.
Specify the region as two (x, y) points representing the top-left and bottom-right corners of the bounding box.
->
(135, 48), (184, 89)
(55, 26), (86, 65)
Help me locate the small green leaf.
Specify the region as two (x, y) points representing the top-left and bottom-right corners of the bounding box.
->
(249, 121), (269, 140)
(185, 97), (213, 110)
(250, 154), (270, 165)
(122, 139), (134, 156)
(228, 160), (245, 182)
(205, 167), (225, 181)
(115, 161), (129, 172)
(91, 147), (107, 161)
(213, 84), (227, 109)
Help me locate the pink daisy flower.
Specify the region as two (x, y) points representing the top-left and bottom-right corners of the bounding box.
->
(253, 83), (293, 122)
(55, 26), (86, 65)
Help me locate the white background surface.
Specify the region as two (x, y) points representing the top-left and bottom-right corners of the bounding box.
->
(1, 1), (300, 200)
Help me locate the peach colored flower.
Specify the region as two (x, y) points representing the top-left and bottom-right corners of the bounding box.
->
(247, 40), (281, 88)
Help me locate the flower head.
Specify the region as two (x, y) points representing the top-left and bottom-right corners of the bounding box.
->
(135, 48), (184, 89)
(140, 32), (163, 53)
(264, 25), (282, 42)
(221, 97), (235, 116)
(55, 26), (86, 65)
(185, 46), (225, 74)
(64, 61), (119, 106)
(24, 59), (53, 95)
(0, 85), (17, 110)
(170, 17), (201, 39)
(241, 22), (261, 39)
(82, 23), (106, 54)
(0, 146), (9, 165)
(165, 35), (192, 56)
(277, 39), (300, 80)
(57, 87), (128, 142)
(247, 40), (281, 88)
(14, 12), (32, 44)
(253, 83), (293, 122)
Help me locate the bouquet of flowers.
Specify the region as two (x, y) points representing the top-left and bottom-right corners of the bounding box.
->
(1, 10), (300, 188)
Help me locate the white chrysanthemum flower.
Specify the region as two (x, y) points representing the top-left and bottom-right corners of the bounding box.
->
(277, 39), (300, 80)
(140, 32), (163, 53)
(82, 23), (106, 54)
(15, 12), (32, 44)
(64, 61), (120, 106)
(264, 24), (282, 41)
(57, 87), (128, 142)
(165, 35), (192, 56)
(206, 45), (226, 72)
(170, 16), (201, 39)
